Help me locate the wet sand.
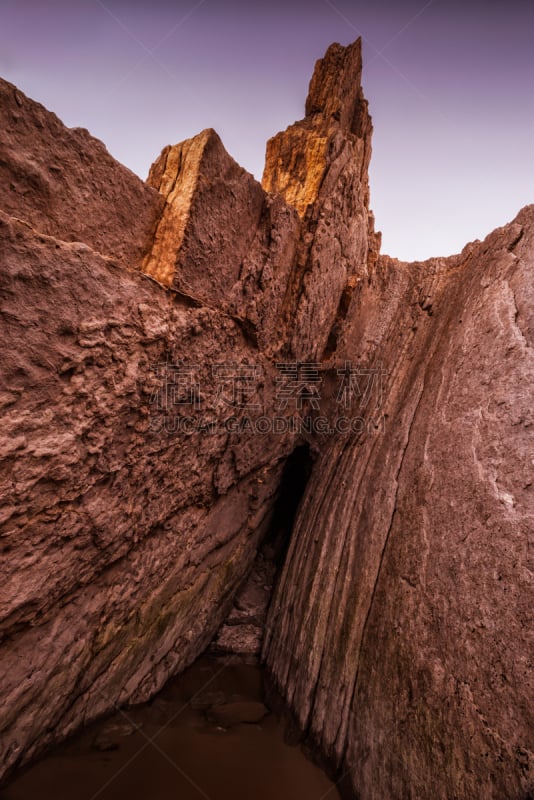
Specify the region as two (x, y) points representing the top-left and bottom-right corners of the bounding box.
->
(2, 656), (339, 800)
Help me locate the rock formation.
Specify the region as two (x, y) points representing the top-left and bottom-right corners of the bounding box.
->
(264, 216), (534, 799)
(0, 38), (532, 800)
(0, 75), (299, 776)
(263, 39), (380, 361)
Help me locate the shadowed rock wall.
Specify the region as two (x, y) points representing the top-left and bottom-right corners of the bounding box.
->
(264, 212), (534, 800)
(0, 38), (532, 800)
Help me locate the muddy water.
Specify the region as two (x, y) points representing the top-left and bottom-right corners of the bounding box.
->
(2, 656), (339, 800)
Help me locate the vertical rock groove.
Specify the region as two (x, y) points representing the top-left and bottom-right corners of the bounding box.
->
(263, 217), (534, 799)
(0, 37), (532, 800)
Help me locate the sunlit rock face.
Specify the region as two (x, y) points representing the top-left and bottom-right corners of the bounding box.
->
(1, 38), (532, 800)
(262, 40), (380, 362)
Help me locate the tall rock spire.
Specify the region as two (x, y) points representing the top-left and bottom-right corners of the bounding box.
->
(140, 38), (379, 361)
(305, 39), (370, 134)
(262, 38), (380, 360)
(262, 38), (373, 218)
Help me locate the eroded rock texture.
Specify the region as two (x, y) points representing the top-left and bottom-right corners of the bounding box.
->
(0, 38), (532, 800)
(142, 127), (300, 354)
(0, 77), (300, 778)
(263, 39), (380, 361)
(0, 79), (162, 265)
(264, 213), (534, 799)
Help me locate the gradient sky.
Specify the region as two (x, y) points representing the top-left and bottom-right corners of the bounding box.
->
(1, 0), (533, 260)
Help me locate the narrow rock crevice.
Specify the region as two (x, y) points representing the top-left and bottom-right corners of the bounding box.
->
(322, 278), (358, 359)
(1, 37), (533, 800)
(210, 444), (315, 658)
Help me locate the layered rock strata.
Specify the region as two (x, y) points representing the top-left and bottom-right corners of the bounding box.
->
(264, 213), (534, 799)
(0, 37), (532, 800)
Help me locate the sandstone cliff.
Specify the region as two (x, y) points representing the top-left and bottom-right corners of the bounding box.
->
(0, 39), (532, 800)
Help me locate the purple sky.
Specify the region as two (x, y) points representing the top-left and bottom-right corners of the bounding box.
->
(1, 0), (533, 260)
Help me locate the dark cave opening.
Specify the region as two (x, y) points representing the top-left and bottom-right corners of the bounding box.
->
(210, 442), (315, 658)
(262, 442), (315, 570)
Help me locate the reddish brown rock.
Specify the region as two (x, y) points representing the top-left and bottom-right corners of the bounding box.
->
(264, 212), (534, 799)
(143, 128), (264, 293)
(0, 82), (300, 779)
(141, 128), (301, 354)
(0, 206), (301, 776)
(206, 701), (269, 727)
(263, 40), (380, 361)
(1, 37), (533, 800)
(210, 551), (277, 657)
(0, 78), (162, 265)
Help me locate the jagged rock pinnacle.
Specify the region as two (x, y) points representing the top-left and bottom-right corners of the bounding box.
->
(305, 38), (369, 135)
(262, 38), (372, 218)
(0, 38), (532, 800)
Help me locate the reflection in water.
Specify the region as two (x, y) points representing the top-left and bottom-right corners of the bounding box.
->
(3, 656), (340, 800)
